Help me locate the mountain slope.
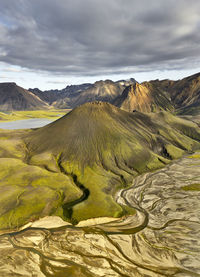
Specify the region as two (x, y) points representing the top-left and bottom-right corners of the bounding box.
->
(29, 83), (93, 105)
(28, 88), (59, 104)
(149, 73), (200, 115)
(115, 72), (200, 115)
(27, 72), (200, 114)
(54, 79), (136, 108)
(114, 82), (174, 113)
(24, 101), (200, 223)
(0, 82), (49, 111)
(168, 72), (200, 115)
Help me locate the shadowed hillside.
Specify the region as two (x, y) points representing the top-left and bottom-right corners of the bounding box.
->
(169, 72), (200, 115)
(29, 83), (93, 105)
(150, 72), (200, 115)
(0, 82), (49, 111)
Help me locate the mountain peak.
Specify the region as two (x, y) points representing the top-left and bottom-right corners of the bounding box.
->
(77, 100), (114, 108)
(1, 82), (17, 87)
(94, 80), (114, 86)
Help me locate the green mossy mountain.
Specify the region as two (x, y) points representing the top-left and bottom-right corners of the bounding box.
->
(0, 102), (200, 230)
(23, 102), (200, 224)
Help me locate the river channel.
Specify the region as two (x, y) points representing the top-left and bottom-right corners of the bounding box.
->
(0, 118), (54, 129)
(0, 153), (199, 276)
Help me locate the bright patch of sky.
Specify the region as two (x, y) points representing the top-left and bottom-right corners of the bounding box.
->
(1, 61), (200, 90)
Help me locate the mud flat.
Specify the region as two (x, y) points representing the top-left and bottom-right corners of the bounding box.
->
(0, 153), (200, 277)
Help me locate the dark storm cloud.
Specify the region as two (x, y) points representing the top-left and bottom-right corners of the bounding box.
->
(0, 0), (200, 76)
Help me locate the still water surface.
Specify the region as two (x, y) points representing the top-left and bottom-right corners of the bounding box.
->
(0, 118), (54, 129)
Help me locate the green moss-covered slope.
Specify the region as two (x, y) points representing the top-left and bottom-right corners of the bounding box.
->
(0, 102), (200, 230)
(23, 102), (200, 224)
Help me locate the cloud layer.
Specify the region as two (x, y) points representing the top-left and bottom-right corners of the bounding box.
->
(0, 0), (200, 76)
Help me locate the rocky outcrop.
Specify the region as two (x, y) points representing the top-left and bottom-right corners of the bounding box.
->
(114, 82), (174, 113)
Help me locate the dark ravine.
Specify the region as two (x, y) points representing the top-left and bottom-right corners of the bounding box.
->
(57, 153), (90, 223)
(62, 175), (90, 223)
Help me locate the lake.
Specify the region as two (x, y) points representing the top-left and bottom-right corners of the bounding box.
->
(0, 118), (55, 130)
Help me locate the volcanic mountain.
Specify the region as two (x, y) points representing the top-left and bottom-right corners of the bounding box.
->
(25, 101), (200, 223)
(0, 82), (48, 111)
(114, 81), (174, 113)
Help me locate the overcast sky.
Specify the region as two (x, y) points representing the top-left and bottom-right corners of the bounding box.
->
(0, 0), (200, 90)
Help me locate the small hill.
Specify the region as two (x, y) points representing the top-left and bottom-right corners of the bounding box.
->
(25, 101), (200, 223)
(0, 82), (49, 111)
(114, 82), (174, 112)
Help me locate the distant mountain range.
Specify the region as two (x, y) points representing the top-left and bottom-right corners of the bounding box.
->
(0, 73), (200, 114)
(29, 78), (136, 108)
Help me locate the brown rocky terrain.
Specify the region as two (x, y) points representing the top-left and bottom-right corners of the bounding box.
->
(114, 81), (174, 113)
(150, 72), (200, 115)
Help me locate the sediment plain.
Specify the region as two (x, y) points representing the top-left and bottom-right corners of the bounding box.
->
(0, 153), (199, 276)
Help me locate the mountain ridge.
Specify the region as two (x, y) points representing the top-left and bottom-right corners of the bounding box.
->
(1, 72), (200, 114)
(52, 79), (136, 108)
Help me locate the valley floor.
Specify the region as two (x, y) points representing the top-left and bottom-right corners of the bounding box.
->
(0, 109), (70, 122)
(0, 153), (200, 277)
